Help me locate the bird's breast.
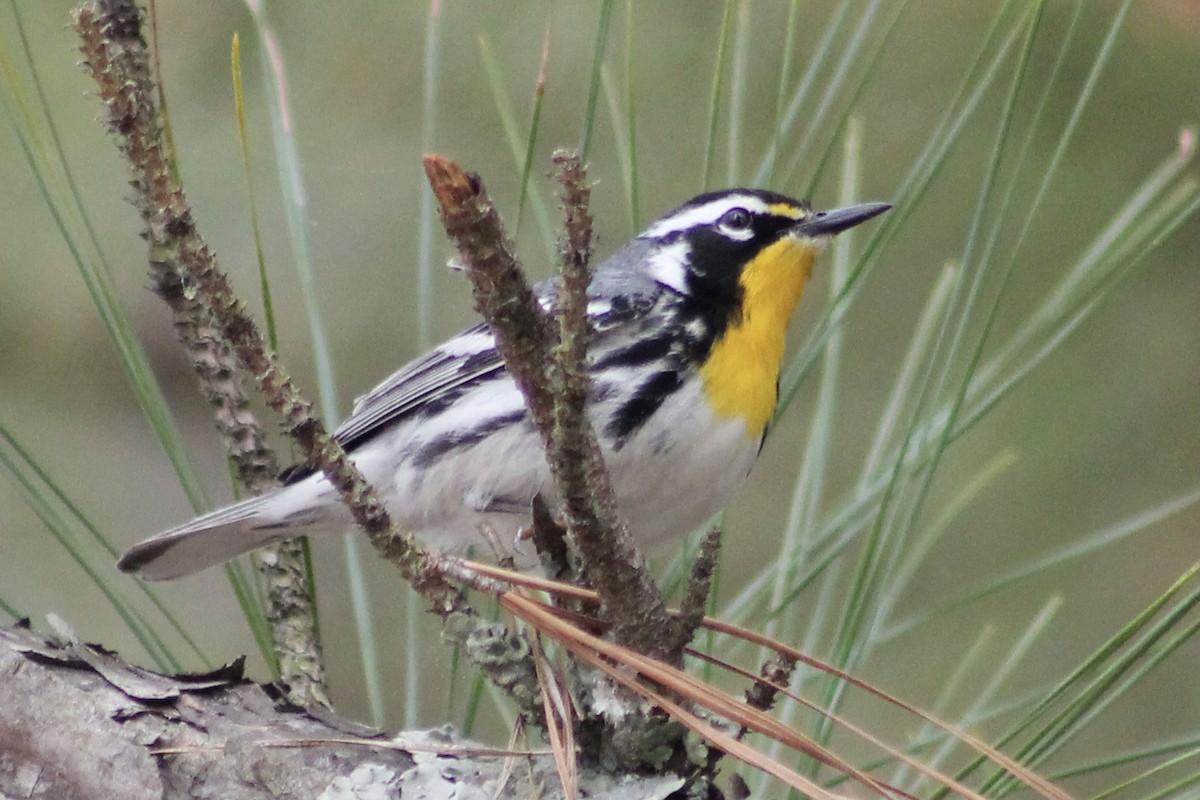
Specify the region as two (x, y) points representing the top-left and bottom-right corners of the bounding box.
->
(698, 236), (819, 437)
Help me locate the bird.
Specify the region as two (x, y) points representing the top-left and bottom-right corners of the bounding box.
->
(118, 189), (889, 580)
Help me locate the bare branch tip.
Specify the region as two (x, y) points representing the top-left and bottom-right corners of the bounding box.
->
(422, 154), (486, 213)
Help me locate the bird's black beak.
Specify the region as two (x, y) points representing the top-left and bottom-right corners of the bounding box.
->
(792, 201), (891, 237)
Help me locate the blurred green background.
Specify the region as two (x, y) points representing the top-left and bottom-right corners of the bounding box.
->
(1, 0), (1197, 782)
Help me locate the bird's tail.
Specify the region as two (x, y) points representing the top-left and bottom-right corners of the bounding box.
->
(117, 492), (338, 581)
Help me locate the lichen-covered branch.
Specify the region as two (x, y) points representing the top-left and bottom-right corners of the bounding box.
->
(0, 622), (691, 800)
(73, 0), (540, 719)
(73, 0), (326, 708)
(423, 153), (677, 661)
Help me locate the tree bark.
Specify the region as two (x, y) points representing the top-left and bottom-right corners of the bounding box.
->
(0, 623), (688, 800)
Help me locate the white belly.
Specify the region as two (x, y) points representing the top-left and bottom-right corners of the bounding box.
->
(601, 377), (759, 545)
(274, 374), (760, 564)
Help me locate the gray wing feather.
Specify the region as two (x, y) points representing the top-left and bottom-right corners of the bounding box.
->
(333, 323), (505, 448)
(330, 262), (669, 453)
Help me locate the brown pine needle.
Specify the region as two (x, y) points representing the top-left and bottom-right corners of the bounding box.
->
(503, 592), (907, 800)
(457, 559), (599, 601)
(491, 716), (528, 800)
(152, 736), (556, 758)
(461, 565), (1072, 800)
(614, 683), (847, 800)
(685, 647), (990, 800)
(700, 617), (1073, 800)
(532, 632), (579, 800)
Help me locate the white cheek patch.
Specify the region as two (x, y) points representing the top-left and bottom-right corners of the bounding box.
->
(641, 194), (772, 239)
(644, 240), (692, 294)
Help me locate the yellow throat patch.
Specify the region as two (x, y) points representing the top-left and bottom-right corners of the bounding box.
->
(699, 234), (820, 437)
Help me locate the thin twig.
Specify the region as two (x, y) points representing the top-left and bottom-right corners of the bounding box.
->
(703, 650), (798, 773)
(670, 525), (723, 655)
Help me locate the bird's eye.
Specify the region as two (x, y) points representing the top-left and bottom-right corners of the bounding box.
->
(719, 207), (752, 230)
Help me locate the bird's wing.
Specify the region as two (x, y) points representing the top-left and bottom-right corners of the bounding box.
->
(331, 322), (505, 451)
(326, 286), (664, 456)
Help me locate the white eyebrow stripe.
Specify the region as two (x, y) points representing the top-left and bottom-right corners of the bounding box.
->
(640, 194), (771, 239)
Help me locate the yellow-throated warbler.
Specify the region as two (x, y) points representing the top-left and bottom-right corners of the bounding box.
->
(118, 189), (889, 580)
